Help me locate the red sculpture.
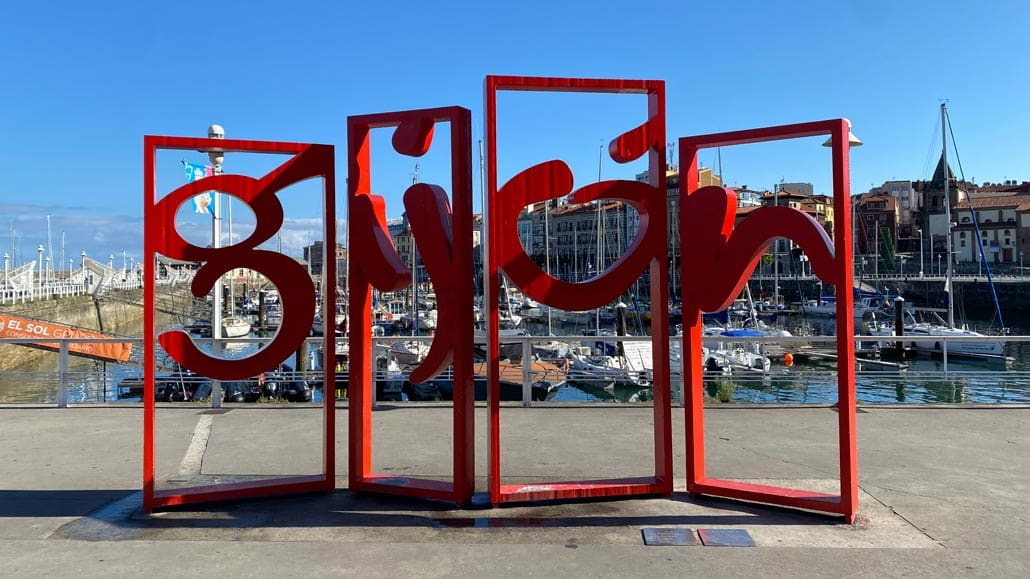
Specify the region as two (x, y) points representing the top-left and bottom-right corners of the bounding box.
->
(679, 119), (858, 522)
(485, 75), (673, 504)
(347, 107), (475, 505)
(142, 136), (337, 511)
(141, 77), (858, 524)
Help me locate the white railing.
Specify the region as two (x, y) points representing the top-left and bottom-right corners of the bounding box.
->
(1, 283), (90, 304)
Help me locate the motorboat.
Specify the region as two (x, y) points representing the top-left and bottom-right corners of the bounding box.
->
(704, 321), (793, 357)
(532, 339), (570, 359)
(567, 347), (649, 387)
(701, 326), (772, 374)
(706, 346), (771, 374)
(799, 296), (878, 320)
(383, 340), (430, 367)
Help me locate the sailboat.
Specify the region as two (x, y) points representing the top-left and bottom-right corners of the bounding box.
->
(872, 103), (1004, 359)
(221, 315), (251, 338)
(220, 195), (251, 338)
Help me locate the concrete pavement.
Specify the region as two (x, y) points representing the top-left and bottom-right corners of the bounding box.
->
(0, 403), (1027, 577)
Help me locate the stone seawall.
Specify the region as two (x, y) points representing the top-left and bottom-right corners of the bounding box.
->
(752, 277), (1030, 318)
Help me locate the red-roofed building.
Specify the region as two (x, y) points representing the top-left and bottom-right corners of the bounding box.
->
(953, 194), (1029, 265)
(854, 192), (898, 257)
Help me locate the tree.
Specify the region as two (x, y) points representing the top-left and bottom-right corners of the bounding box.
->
(878, 227), (897, 274)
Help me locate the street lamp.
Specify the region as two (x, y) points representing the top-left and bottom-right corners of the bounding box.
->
(820, 121), (864, 148)
(917, 228), (924, 277)
(821, 123), (862, 285)
(799, 253), (809, 277)
(207, 124), (225, 341)
(938, 253), (942, 277)
(206, 124), (226, 409)
(1021, 251), (1024, 276)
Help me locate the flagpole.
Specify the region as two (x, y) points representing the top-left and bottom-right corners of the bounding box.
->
(207, 124), (225, 408)
(208, 127), (224, 343)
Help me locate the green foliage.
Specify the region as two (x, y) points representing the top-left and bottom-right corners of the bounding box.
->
(878, 228), (897, 273)
(706, 379), (736, 403)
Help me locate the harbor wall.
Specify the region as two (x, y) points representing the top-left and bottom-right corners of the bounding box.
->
(752, 277), (1030, 318)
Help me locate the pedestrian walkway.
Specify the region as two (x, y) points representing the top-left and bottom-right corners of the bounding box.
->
(0, 404), (1027, 577)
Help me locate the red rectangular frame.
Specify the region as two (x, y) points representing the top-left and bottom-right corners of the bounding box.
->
(678, 119), (859, 522)
(346, 107), (476, 505)
(142, 136), (336, 511)
(484, 75), (673, 504)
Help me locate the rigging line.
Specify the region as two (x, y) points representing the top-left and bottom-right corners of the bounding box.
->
(921, 111), (942, 181)
(944, 107), (1005, 331)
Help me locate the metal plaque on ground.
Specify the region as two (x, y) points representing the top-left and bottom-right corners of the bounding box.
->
(641, 527), (699, 546)
(697, 528), (756, 547)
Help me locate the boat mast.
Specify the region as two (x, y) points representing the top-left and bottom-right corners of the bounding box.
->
(595, 143), (603, 334)
(208, 124), (224, 342)
(773, 184), (779, 307)
(942, 106), (1006, 332)
(544, 198), (553, 334)
(227, 194), (235, 320)
(942, 103), (955, 329)
(412, 163), (420, 337)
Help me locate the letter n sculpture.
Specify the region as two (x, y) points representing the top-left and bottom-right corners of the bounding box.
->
(678, 120), (859, 522)
(346, 107), (475, 505)
(485, 75), (673, 504)
(142, 136), (337, 511)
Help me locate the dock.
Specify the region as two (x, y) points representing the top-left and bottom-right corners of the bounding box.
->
(794, 347), (908, 369)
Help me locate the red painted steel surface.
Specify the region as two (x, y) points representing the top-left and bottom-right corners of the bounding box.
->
(485, 75), (673, 505)
(678, 119), (858, 522)
(143, 136), (336, 512)
(346, 107), (475, 505)
(139, 77), (859, 524)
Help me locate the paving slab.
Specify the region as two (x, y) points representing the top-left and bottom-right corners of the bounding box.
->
(0, 404), (1027, 577)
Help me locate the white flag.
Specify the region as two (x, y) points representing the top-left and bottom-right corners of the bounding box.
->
(193, 192), (212, 214)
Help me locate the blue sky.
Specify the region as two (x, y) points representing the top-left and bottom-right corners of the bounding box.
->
(1, 0), (1028, 268)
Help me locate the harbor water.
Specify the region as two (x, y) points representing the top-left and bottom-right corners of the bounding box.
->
(3, 314), (1030, 406)
(546, 313), (1030, 405)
